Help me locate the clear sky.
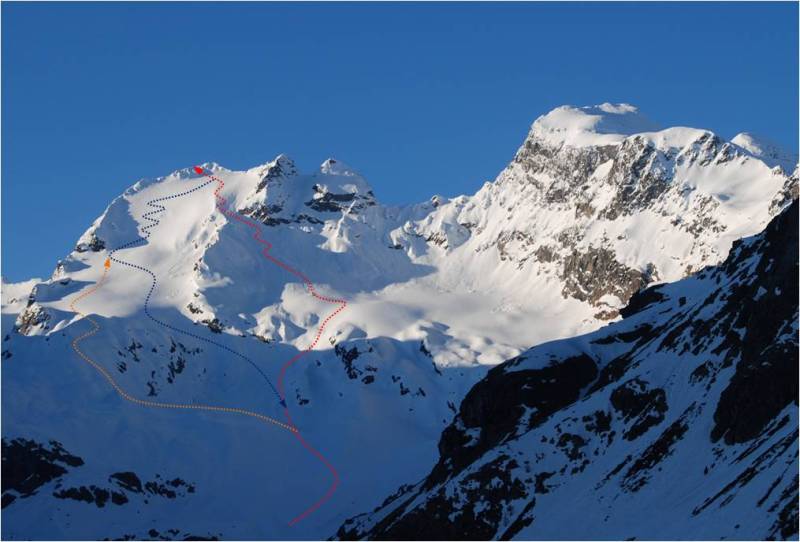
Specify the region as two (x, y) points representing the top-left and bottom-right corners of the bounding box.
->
(2, 2), (797, 281)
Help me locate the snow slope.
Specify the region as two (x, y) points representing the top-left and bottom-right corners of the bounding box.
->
(1, 103), (797, 540)
(732, 132), (798, 173)
(337, 200), (799, 541)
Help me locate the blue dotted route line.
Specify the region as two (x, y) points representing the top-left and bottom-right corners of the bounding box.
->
(108, 179), (286, 407)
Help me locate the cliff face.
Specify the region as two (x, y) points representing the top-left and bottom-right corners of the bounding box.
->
(338, 201), (798, 541)
(2, 103), (796, 540)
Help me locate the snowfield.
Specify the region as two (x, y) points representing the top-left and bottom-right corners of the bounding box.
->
(2, 103), (797, 540)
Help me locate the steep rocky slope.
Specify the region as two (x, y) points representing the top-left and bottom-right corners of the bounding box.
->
(336, 200), (798, 541)
(1, 103), (796, 540)
(12, 104), (795, 362)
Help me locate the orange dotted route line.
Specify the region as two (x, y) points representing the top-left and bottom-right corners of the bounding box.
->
(199, 166), (344, 526)
(69, 168), (346, 526)
(70, 260), (298, 434)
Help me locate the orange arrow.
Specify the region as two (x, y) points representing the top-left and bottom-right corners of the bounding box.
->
(104, 258), (111, 270)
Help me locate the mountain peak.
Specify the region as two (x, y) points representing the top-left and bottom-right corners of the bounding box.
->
(273, 153), (296, 170)
(248, 153), (298, 185)
(269, 153), (298, 178)
(529, 102), (661, 148)
(5, 101), (797, 542)
(320, 157), (359, 177)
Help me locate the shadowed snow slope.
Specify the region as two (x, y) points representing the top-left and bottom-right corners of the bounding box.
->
(337, 201), (798, 541)
(2, 103), (797, 540)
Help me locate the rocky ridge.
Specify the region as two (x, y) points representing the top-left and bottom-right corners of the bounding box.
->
(336, 200), (799, 541)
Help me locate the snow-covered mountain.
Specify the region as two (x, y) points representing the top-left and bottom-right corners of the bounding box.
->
(336, 200), (798, 542)
(2, 103), (796, 540)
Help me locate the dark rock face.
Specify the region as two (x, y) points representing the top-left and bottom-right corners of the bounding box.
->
(360, 455), (527, 541)
(14, 303), (50, 335)
(109, 472), (143, 493)
(533, 244), (557, 263)
(619, 284), (667, 318)
(335, 344), (362, 380)
(54, 472), (195, 508)
(143, 475), (195, 499)
(1, 438), (84, 507)
(114, 337), (203, 397)
(2, 436), (197, 516)
(306, 191), (357, 212)
(446, 127), (787, 331)
(254, 157), (297, 193)
(238, 203), (291, 226)
(620, 404), (695, 493)
(53, 485), (127, 508)
(305, 183), (375, 214)
(496, 231), (534, 262)
(601, 132), (728, 223)
(561, 247), (653, 315)
(693, 423), (797, 520)
(337, 201), (798, 541)
(492, 135), (698, 319)
(75, 233), (106, 253)
(601, 135), (676, 221)
(510, 138), (617, 204)
(239, 201), (326, 226)
(610, 378), (668, 440)
(201, 318), (224, 334)
(710, 200), (799, 445)
(767, 472), (800, 540)
(769, 169), (799, 216)
(239, 203), (325, 227)
(429, 353), (597, 487)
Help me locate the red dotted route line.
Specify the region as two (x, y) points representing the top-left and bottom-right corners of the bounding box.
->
(195, 165), (344, 526)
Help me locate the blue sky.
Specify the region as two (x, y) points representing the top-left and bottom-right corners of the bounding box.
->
(2, 2), (797, 281)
